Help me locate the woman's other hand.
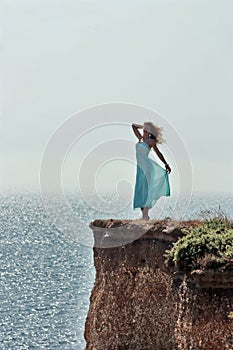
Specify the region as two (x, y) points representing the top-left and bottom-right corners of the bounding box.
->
(165, 164), (171, 174)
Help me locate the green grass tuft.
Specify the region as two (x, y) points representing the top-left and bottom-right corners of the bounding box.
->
(164, 217), (233, 272)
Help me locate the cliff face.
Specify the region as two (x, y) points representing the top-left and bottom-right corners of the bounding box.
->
(84, 220), (233, 350)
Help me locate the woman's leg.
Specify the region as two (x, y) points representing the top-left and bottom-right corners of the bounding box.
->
(140, 208), (144, 219)
(142, 207), (150, 219)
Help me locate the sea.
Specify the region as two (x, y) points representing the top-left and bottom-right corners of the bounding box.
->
(0, 191), (232, 350)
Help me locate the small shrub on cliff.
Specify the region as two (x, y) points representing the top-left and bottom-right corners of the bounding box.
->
(165, 218), (233, 272)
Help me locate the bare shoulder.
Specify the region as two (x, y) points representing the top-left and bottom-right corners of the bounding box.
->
(148, 139), (157, 148)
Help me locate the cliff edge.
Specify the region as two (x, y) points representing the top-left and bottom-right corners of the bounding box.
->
(84, 219), (233, 350)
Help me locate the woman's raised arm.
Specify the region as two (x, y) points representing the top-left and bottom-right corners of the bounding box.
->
(132, 123), (143, 141)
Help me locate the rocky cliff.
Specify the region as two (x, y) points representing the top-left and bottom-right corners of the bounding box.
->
(84, 219), (233, 350)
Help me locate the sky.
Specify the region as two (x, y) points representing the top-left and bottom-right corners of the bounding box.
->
(1, 0), (233, 196)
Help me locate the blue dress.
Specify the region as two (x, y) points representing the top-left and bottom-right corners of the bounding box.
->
(133, 141), (170, 209)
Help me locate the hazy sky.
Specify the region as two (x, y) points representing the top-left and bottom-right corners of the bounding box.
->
(1, 0), (232, 195)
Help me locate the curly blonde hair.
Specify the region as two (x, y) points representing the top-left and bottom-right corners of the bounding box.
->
(143, 121), (166, 144)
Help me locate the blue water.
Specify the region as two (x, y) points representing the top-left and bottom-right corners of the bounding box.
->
(0, 192), (232, 349)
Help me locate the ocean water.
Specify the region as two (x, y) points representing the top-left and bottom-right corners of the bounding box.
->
(0, 191), (232, 349)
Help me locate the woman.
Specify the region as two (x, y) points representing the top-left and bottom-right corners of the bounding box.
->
(132, 121), (171, 220)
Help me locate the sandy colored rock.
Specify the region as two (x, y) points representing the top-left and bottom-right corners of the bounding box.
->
(84, 219), (233, 350)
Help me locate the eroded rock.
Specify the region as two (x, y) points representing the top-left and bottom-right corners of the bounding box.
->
(84, 219), (233, 350)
